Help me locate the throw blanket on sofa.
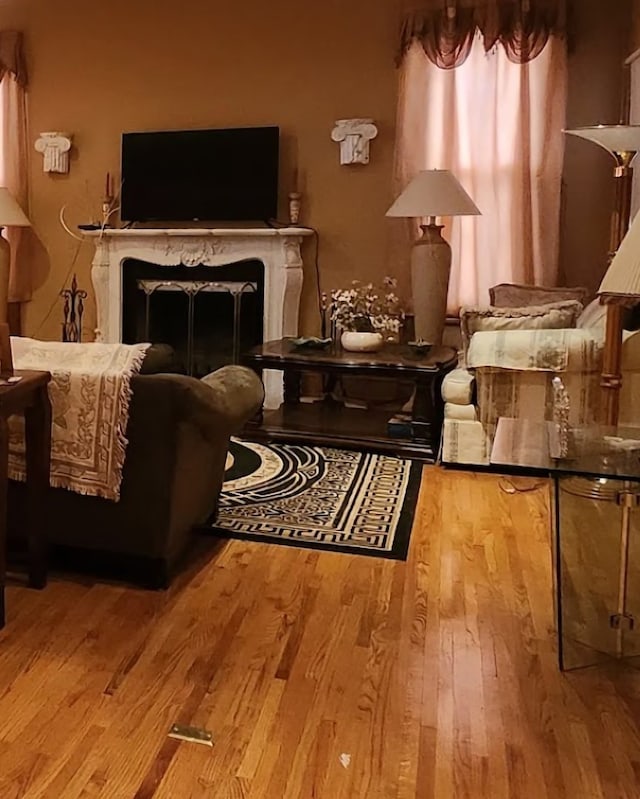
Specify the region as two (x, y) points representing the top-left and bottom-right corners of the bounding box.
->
(8, 337), (150, 501)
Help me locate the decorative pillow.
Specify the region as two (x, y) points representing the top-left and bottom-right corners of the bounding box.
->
(489, 283), (589, 308)
(577, 297), (607, 331)
(459, 299), (584, 361)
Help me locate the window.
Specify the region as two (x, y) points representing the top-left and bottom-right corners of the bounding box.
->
(394, 34), (567, 310)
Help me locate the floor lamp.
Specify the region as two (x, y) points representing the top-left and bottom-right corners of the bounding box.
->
(386, 170), (480, 345)
(0, 188), (30, 325)
(564, 125), (640, 425)
(560, 127), (640, 664)
(564, 210), (640, 664)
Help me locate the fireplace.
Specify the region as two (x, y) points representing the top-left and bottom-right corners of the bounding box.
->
(122, 259), (264, 377)
(86, 227), (313, 407)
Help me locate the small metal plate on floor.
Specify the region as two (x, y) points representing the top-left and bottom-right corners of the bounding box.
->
(168, 724), (213, 747)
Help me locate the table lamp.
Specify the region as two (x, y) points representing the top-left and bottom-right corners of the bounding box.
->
(598, 208), (640, 425)
(386, 170), (480, 344)
(0, 188), (30, 324)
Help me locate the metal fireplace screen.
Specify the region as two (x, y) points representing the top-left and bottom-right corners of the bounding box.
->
(121, 259), (264, 377)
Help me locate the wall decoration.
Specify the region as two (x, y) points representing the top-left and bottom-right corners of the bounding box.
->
(331, 119), (378, 165)
(35, 132), (73, 174)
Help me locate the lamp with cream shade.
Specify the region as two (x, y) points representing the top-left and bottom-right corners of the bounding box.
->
(0, 188), (30, 324)
(386, 169), (480, 345)
(598, 207), (640, 425)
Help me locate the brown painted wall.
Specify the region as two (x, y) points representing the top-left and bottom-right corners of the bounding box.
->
(633, 0), (640, 50)
(0, 0), (399, 340)
(0, 0), (635, 341)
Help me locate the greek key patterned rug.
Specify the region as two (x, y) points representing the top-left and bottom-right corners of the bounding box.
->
(208, 440), (422, 560)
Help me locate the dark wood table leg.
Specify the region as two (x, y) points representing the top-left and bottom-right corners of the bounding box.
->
(283, 369), (302, 405)
(412, 375), (437, 455)
(24, 385), (52, 590)
(0, 416), (8, 628)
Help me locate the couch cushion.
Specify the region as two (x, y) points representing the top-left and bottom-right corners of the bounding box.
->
(460, 300), (584, 359)
(489, 283), (589, 308)
(442, 367), (475, 405)
(441, 419), (489, 465)
(576, 297), (607, 331)
(140, 343), (186, 375)
(467, 328), (603, 373)
(444, 402), (478, 421)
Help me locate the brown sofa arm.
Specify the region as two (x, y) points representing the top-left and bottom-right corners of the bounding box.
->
(200, 365), (264, 433)
(129, 366), (263, 444)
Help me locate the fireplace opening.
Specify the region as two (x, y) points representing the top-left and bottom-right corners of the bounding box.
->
(122, 258), (264, 376)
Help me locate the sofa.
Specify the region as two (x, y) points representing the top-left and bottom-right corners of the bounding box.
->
(441, 295), (640, 466)
(8, 345), (264, 585)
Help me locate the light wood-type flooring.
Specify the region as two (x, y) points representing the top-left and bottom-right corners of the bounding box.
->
(0, 467), (640, 798)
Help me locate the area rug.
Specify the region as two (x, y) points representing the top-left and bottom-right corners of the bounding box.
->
(208, 440), (423, 560)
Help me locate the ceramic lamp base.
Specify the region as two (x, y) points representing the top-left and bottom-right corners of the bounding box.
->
(0, 233), (10, 324)
(411, 224), (452, 345)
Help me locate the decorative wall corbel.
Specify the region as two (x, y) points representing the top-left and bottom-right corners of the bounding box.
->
(35, 132), (73, 174)
(331, 119), (378, 165)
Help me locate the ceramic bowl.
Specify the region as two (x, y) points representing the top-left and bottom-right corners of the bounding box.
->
(407, 340), (433, 355)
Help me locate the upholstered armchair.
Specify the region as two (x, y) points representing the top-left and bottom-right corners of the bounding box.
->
(441, 288), (640, 466)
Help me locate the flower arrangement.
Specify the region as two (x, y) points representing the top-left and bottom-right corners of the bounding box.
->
(329, 277), (404, 336)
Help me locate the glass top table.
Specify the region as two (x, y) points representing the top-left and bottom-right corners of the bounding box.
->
(491, 417), (640, 480)
(491, 418), (640, 671)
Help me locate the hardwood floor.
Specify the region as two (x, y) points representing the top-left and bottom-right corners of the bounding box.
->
(0, 468), (639, 798)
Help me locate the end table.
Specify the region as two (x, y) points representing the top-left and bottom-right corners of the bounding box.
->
(0, 370), (52, 628)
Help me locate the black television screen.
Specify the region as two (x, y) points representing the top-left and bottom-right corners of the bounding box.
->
(120, 126), (279, 223)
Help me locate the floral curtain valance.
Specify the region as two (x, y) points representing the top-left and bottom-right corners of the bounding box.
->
(397, 0), (567, 68)
(0, 32), (27, 87)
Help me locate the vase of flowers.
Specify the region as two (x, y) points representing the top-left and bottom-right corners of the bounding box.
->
(330, 277), (403, 353)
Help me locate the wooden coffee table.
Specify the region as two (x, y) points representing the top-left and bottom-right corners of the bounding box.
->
(242, 339), (458, 461)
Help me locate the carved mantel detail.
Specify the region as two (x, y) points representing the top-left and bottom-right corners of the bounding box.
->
(85, 227), (314, 408)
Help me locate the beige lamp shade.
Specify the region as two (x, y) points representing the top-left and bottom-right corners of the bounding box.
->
(564, 125), (640, 158)
(386, 170), (480, 345)
(386, 170), (480, 218)
(599, 210), (640, 298)
(0, 188), (30, 227)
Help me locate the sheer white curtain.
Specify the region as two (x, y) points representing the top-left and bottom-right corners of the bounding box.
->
(394, 34), (567, 311)
(0, 70), (30, 307)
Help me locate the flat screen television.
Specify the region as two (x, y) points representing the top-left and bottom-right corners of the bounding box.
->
(120, 126), (280, 223)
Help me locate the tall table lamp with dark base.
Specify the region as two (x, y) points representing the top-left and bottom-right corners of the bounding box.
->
(386, 170), (480, 345)
(597, 209), (640, 416)
(0, 188), (30, 325)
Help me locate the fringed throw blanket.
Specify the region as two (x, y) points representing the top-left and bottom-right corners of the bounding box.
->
(8, 337), (150, 501)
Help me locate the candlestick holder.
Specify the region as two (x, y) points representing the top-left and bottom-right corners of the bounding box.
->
(288, 192), (302, 225)
(61, 273), (87, 342)
(101, 194), (114, 228)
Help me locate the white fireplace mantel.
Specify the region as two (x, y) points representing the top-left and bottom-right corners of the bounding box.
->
(85, 227), (314, 407)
